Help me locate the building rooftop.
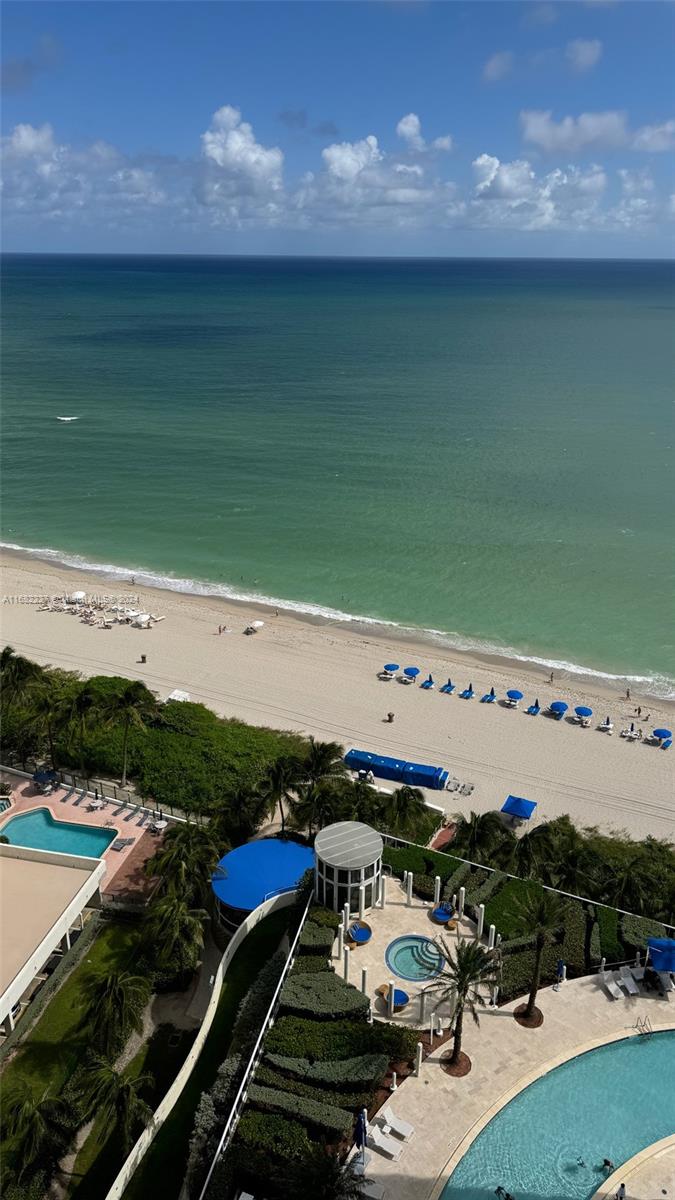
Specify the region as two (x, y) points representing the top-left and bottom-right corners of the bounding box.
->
(314, 821), (383, 870)
(211, 837), (314, 913)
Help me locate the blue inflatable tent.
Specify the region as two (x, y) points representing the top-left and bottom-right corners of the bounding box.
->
(344, 749), (448, 791)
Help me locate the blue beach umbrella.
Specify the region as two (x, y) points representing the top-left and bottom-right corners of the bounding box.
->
(384, 663), (400, 673)
(507, 689), (524, 701)
(403, 666), (420, 678)
(550, 701), (568, 714)
(653, 728), (672, 740)
(575, 706), (593, 718)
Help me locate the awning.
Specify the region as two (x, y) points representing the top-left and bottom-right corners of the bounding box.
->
(647, 937), (675, 973)
(502, 795), (537, 820)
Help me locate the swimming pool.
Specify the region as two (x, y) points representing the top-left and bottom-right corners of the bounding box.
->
(442, 1031), (675, 1200)
(0, 809), (116, 858)
(385, 934), (444, 981)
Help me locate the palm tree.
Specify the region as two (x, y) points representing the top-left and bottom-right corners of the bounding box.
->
(425, 937), (497, 1070)
(82, 1056), (153, 1154)
(144, 893), (206, 968)
(84, 970), (150, 1059)
(289, 781), (342, 836)
(336, 779), (379, 825)
(5, 1084), (71, 1180)
(380, 785), (427, 836)
(67, 684), (99, 775)
(145, 819), (221, 905)
(25, 675), (71, 770)
(302, 737), (348, 788)
(508, 889), (566, 1023)
(507, 822), (557, 879)
(278, 1146), (368, 1199)
(261, 754), (305, 836)
(0, 646), (44, 713)
(452, 810), (506, 862)
(100, 680), (158, 787)
(603, 856), (655, 915)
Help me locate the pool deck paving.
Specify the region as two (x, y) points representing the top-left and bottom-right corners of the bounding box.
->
(595, 1137), (675, 1200)
(342, 882), (675, 1200)
(0, 778), (162, 901)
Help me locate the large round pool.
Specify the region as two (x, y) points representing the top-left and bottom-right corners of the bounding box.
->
(385, 934), (444, 981)
(442, 1030), (675, 1200)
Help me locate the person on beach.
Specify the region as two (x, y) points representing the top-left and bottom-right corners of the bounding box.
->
(386, 712), (395, 723)
(626, 688), (631, 700)
(549, 671), (554, 683)
(645, 713), (650, 722)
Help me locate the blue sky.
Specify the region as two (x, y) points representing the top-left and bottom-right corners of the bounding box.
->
(2, 1), (674, 256)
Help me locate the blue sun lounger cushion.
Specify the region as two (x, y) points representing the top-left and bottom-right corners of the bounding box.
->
(440, 679), (455, 694)
(420, 675), (434, 690)
(527, 702), (540, 716)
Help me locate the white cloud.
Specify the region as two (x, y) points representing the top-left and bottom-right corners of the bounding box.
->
(8, 122), (56, 156)
(396, 112), (453, 153)
(565, 38), (603, 72)
(201, 105), (283, 189)
(322, 135), (382, 181)
(524, 3), (557, 26)
(471, 153), (609, 231)
(482, 51), (514, 82)
(632, 120), (675, 152)
(473, 154), (535, 199)
(618, 168), (655, 196)
(521, 109), (628, 152)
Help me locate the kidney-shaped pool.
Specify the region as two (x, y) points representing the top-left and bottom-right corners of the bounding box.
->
(442, 1030), (675, 1200)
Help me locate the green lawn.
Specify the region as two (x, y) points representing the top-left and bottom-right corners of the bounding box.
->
(1, 920), (142, 1107)
(122, 908), (294, 1200)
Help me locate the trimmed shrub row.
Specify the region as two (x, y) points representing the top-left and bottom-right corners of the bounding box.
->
(621, 914), (667, 953)
(247, 1084), (353, 1138)
(254, 1064), (371, 1112)
(441, 861), (472, 902)
(264, 1051), (389, 1088)
(484, 878), (545, 939)
(298, 922), (336, 956)
(281, 973), (369, 1020)
(467, 870), (507, 910)
(290, 956), (334, 975)
(307, 906), (342, 930)
(266, 1016), (419, 1063)
(382, 844), (460, 884)
(596, 906), (623, 961)
(235, 1110), (313, 1159)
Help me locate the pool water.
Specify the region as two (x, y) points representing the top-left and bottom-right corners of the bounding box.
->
(442, 1031), (675, 1200)
(385, 934), (444, 981)
(0, 808), (116, 857)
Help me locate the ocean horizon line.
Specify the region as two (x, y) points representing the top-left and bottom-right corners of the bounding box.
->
(2, 251), (674, 264)
(3, 539), (673, 701)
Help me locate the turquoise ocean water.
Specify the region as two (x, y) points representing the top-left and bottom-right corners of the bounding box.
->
(1, 255), (673, 695)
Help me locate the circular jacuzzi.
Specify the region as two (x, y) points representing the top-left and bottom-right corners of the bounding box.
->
(385, 934), (444, 982)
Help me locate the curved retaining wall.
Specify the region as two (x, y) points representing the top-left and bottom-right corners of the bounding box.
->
(104, 891), (298, 1200)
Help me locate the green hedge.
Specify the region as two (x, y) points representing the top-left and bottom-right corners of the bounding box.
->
(621, 914), (667, 953)
(264, 1052), (389, 1088)
(254, 1065), (372, 1112)
(498, 932), (537, 956)
(298, 922), (336, 956)
(466, 870), (507, 909)
(247, 1084), (353, 1138)
(235, 1111), (313, 1159)
(597, 906), (623, 962)
(589, 921), (601, 963)
(442, 862), (472, 902)
(484, 878), (545, 939)
(266, 1016), (419, 1063)
(281, 973), (369, 1020)
(560, 900), (588, 973)
(382, 844), (460, 883)
(307, 906), (342, 930)
(291, 957), (334, 975)
(412, 874), (436, 900)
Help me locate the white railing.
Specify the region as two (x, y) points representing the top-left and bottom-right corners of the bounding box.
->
(196, 889), (314, 1200)
(0, 765), (188, 827)
(104, 889), (309, 1200)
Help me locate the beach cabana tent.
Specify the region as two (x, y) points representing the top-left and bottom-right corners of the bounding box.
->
(646, 938), (675, 973)
(501, 795), (537, 821)
(344, 749), (448, 790)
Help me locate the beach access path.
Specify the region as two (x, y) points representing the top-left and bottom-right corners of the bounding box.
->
(1, 551), (673, 842)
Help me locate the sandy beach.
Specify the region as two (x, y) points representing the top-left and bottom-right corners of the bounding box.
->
(1, 548), (673, 843)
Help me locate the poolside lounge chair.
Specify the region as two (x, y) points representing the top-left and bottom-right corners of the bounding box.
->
(368, 1127), (402, 1161)
(600, 971), (623, 1001)
(110, 837), (135, 852)
(618, 966), (640, 995)
(72, 789), (87, 807)
(657, 972), (674, 993)
(380, 1106), (414, 1141)
(60, 787), (75, 803)
(526, 702), (540, 716)
(124, 805), (140, 823)
(459, 685), (474, 700)
(440, 679), (455, 694)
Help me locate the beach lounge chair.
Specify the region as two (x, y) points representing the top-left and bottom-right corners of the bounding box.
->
(440, 679), (455, 694)
(445, 778), (459, 792)
(380, 1106), (414, 1141)
(460, 783), (474, 797)
(459, 685), (474, 700)
(662, 739), (672, 750)
(598, 717), (613, 733)
(368, 1127), (402, 1161)
(619, 966), (640, 995)
(526, 702), (540, 716)
(420, 675), (434, 690)
(481, 692), (496, 703)
(600, 971), (623, 1001)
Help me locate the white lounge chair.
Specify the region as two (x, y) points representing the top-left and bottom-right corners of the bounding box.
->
(368, 1127), (402, 1161)
(619, 966), (640, 995)
(380, 1105), (414, 1141)
(600, 971), (622, 1000)
(630, 964), (645, 981)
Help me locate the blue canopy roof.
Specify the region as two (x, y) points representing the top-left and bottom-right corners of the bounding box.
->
(575, 706), (593, 717)
(344, 748), (448, 790)
(403, 666), (420, 677)
(653, 728), (672, 740)
(211, 838), (314, 913)
(647, 937), (675, 973)
(550, 701), (568, 713)
(507, 689), (523, 700)
(502, 795), (537, 820)
(383, 663), (399, 673)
